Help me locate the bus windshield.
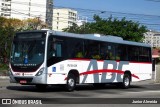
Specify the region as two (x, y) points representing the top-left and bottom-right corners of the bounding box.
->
(10, 32), (46, 72)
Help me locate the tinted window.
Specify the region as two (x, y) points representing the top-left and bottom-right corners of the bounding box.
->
(84, 40), (100, 59)
(47, 35), (63, 67)
(47, 36), (62, 59)
(100, 42), (115, 60)
(128, 46), (139, 62)
(115, 44), (128, 60)
(139, 47), (151, 62)
(65, 38), (84, 58)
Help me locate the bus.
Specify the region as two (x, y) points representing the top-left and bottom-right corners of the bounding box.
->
(9, 30), (152, 91)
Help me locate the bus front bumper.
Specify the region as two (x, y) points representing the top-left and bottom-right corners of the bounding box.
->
(9, 74), (47, 85)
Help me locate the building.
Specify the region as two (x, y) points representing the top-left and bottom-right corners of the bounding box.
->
(144, 31), (160, 48)
(152, 48), (160, 59)
(0, 0), (53, 28)
(52, 8), (77, 31)
(0, 0), (11, 17)
(76, 16), (88, 26)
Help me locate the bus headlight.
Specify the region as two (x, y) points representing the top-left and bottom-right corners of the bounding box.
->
(35, 68), (44, 76)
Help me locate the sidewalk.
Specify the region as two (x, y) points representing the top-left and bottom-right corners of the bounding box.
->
(131, 79), (155, 85)
(0, 76), (9, 79)
(0, 70), (9, 79)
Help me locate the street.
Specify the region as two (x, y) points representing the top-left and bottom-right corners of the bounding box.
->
(0, 79), (160, 98)
(0, 78), (160, 107)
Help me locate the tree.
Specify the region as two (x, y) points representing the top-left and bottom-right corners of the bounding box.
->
(0, 17), (48, 64)
(21, 18), (48, 31)
(0, 17), (24, 63)
(64, 15), (148, 42)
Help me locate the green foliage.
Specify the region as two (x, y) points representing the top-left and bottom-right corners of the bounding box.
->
(0, 17), (47, 65)
(0, 63), (8, 70)
(63, 15), (148, 42)
(0, 17), (17, 64)
(0, 63), (8, 76)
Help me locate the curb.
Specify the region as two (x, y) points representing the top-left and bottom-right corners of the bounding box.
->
(0, 76), (9, 79)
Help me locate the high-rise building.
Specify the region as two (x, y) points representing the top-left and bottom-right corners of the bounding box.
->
(0, 0), (53, 28)
(52, 8), (77, 31)
(144, 31), (160, 48)
(0, 0), (11, 17)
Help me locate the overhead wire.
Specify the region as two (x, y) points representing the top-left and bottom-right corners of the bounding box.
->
(54, 6), (160, 31)
(0, 1), (160, 31)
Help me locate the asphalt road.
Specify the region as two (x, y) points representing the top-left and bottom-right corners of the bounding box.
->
(0, 79), (160, 107)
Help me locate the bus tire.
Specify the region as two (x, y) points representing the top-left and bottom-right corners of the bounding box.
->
(121, 73), (131, 89)
(66, 74), (76, 92)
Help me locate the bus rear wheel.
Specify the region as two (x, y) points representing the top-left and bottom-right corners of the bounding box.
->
(116, 73), (131, 89)
(121, 73), (131, 89)
(65, 74), (76, 92)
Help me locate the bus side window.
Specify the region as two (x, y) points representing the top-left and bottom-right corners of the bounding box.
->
(115, 45), (128, 61)
(139, 47), (151, 62)
(128, 46), (139, 62)
(56, 44), (62, 57)
(48, 42), (56, 59)
(84, 40), (100, 59)
(48, 43), (62, 58)
(106, 44), (115, 60)
(100, 43), (113, 60)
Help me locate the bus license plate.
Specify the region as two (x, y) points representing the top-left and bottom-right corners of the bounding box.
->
(20, 80), (27, 84)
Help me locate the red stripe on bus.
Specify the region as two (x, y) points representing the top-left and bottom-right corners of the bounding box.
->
(131, 74), (139, 79)
(79, 69), (139, 79)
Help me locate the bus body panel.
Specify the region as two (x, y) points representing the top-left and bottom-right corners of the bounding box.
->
(47, 60), (83, 84)
(138, 63), (152, 81)
(9, 30), (152, 89)
(45, 59), (152, 84)
(9, 60), (152, 85)
(79, 60), (152, 83)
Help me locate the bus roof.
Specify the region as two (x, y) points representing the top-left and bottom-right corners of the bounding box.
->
(16, 30), (151, 47)
(48, 30), (151, 48)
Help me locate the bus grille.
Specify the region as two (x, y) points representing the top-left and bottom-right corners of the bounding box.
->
(14, 77), (33, 83)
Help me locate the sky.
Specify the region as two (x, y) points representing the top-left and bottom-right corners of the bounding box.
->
(54, 0), (160, 16)
(54, 0), (160, 31)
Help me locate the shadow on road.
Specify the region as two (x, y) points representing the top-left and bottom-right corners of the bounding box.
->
(6, 84), (145, 93)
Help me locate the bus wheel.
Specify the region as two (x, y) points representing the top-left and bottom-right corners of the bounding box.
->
(36, 84), (47, 90)
(121, 74), (131, 89)
(66, 74), (76, 92)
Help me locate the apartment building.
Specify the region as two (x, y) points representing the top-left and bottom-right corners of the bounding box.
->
(52, 8), (77, 31)
(0, 0), (53, 27)
(0, 0), (11, 17)
(144, 31), (160, 47)
(76, 16), (88, 26)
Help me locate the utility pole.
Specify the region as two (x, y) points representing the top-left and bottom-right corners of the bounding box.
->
(28, 0), (31, 18)
(46, 0), (53, 29)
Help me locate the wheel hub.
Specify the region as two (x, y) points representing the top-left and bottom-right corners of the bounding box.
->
(124, 77), (129, 86)
(68, 79), (74, 87)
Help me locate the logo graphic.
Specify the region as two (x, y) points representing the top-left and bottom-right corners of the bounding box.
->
(2, 99), (11, 104)
(52, 67), (56, 72)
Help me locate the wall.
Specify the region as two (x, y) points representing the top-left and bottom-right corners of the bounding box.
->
(155, 65), (160, 83)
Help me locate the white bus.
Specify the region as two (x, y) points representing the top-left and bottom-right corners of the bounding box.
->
(9, 30), (152, 91)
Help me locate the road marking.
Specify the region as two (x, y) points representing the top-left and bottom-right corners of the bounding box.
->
(127, 90), (160, 94)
